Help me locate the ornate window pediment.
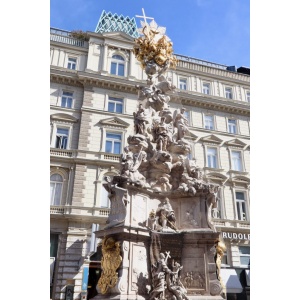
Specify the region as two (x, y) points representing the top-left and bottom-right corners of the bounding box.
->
(225, 138), (247, 148)
(205, 172), (228, 182)
(200, 134), (223, 145)
(185, 130), (198, 141)
(98, 117), (130, 128)
(50, 113), (78, 124)
(102, 31), (134, 42)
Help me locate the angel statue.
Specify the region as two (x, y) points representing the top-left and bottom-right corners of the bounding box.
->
(173, 107), (189, 141)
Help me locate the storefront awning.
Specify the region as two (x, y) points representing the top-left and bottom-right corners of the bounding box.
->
(245, 269), (250, 286)
(220, 269), (243, 293)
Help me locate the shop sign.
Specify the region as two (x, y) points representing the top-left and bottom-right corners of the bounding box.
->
(222, 232), (250, 240)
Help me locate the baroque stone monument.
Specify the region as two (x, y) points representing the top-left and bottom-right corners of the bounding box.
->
(94, 10), (226, 300)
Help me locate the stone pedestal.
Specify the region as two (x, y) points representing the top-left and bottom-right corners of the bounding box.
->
(93, 185), (224, 300)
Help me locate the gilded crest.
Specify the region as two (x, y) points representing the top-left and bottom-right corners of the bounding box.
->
(97, 237), (122, 294)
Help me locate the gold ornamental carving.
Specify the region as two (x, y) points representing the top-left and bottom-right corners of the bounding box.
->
(214, 239), (227, 292)
(97, 237), (122, 294)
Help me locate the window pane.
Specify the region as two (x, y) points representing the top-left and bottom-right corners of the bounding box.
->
(110, 62), (117, 74)
(116, 103), (123, 113)
(114, 142), (121, 154)
(57, 128), (69, 135)
(101, 185), (110, 207)
(106, 133), (122, 140)
(240, 256), (250, 265)
(54, 183), (62, 205)
(50, 183), (55, 204)
(236, 192), (245, 200)
(105, 141), (112, 153)
(112, 55), (124, 60)
(108, 102), (115, 112)
(50, 174), (63, 182)
(118, 64), (125, 76)
(239, 246), (250, 255)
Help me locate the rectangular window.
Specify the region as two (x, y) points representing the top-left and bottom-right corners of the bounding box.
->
(55, 128), (69, 149)
(105, 133), (122, 154)
(183, 110), (190, 125)
(207, 147), (218, 168)
(179, 78), (187, 90)
(202, 83), (210, 95)
(246, 91), (250, 102)
(239, 246), (250, 266)
(225, 87), (233, 99)
(231, 151), (242, 171)
(108, 97), (123, 113)
(228, 119), (237, 134)
(235, 191), (247, 221)
(67, 57), (77, 70)
(204, 115), (214, 130)
(61, 91), (73, 108)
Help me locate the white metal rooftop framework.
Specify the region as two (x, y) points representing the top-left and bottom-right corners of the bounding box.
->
(95, 10), (139, 38)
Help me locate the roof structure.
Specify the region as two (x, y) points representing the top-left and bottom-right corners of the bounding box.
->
(95, 10), (139, 38)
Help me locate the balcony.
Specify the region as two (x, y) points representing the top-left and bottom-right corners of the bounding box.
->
(212, 218), (250, 229)
(50, 148), (74, 157)
(50, 27), (88, 48)
(50, 205), (110, 217)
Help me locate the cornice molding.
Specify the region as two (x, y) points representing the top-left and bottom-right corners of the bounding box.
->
(50, 69), (250, 116)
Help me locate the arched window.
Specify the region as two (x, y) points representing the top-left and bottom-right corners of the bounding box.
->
(110, 54), (125, 76)
(50, 174), (63, 205)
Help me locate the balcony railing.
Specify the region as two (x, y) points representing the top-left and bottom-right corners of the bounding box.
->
(175, 54), (228, 70)
(50, 205), (110, 217)
(50, 28), (88, 48)
(50, 148), (74, 157)
(212, 218), (250, 229)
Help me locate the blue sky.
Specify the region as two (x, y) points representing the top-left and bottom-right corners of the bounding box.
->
(50, 0), (249, 68)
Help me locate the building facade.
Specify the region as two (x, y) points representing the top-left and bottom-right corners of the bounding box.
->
(50, 14), (250, 300)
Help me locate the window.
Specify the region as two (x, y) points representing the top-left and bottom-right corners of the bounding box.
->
(246, 91), (250, 103)
(110, 55), (125, 76)
(211, 189), (222, 218)
(207, 147), (218, 168)
(50, 174), (63, 205)
(225, 87), (233, 99)
(55, 128), (69, 149)
(108, 97), (123, 113)
(239, 246), (250, 267)
(67, 57), (77, 70)
(202, 83), (210, 95)
(231, 151), (242, 171)
(235, 191), (247, 221)
(228, 119), (237, 134)
(61, 91), (73, 108)
(204, 115), (214, 130)
(179, 78), (187, 90)
(105, 133), (122, 154)
(183, 110), (190, 125)
(100, 182), (110, 208)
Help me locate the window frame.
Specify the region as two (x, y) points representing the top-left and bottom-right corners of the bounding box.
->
(50, 168), (68, 207)
(224, 86), (233, 99)
(227, 142), (247, 174)
(110, 54), (126, 76)
(202, 82), (211, 95)
(61, 91), (74, 109)
(104, 132), (123, 154)
(234, 190), (249, 221)
(227, 118), (238, 134)
(179, 78), (187, 90)
(54, 127), (70, 150)
(107, 96), (124, 114)
(238, 246), (250, 268)
(50, 173), (63, 206)
(206, 147), (219, 169)
(67, 57), (77, 70)
(231, 150), (243, 172)
(246, 90), (250, 103)
(204, 114), (215, 130)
